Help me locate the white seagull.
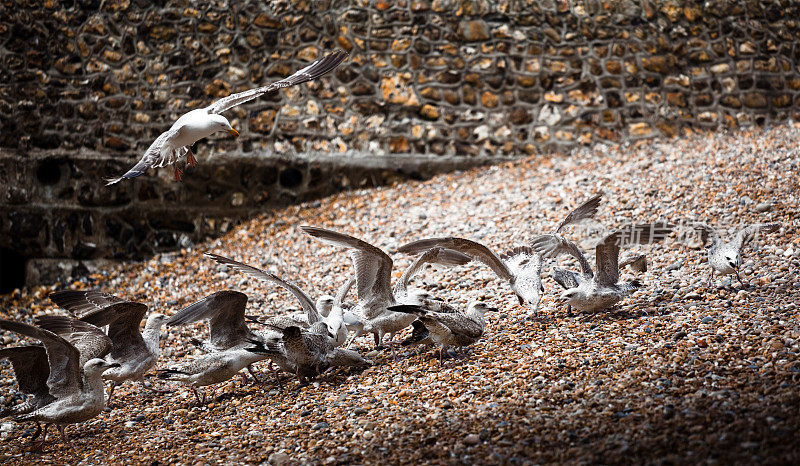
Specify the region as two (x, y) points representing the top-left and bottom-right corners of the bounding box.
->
(692, 222), (781, 287)
(106, 50), (348, 184)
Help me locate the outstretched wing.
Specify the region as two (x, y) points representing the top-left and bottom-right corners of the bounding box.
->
(619, 252), (647, 273)
(167, 290), (250, 350)
(393, 247), (471, 298)
(0, 346), (51, 397)
(105, 127), (182, 185)
(33, 316), (113, 366)
(397, 237), (513, 282)
(595, 222), (674, 286)
(300, 226), (394, 311)
(205, 253), (319, 324)
(555, 194), (602, 233)
(49, 289), (127, 317)
(0, 320), (85, 398)
(530, 234), (593, 278)
(733, 223), (781, 251)
(691, 222), (721, 247)
(206, 50), (348, 114)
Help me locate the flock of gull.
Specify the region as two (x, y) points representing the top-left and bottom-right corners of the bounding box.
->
(0, 49), (784, 456)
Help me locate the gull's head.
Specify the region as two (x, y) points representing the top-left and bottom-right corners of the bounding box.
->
(467, 301), (497, 315)
(208, 114), (239, 137)
(146, 313), (167, 329)
(84, 358), (120, 376)
(726, 253), (740, 270)
(316, 296), (335, 317)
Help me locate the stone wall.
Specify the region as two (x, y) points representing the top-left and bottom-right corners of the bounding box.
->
(2, 0), (799, 157)
(1, 0), (799, 287)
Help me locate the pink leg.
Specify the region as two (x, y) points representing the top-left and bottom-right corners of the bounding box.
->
(186, 148), (198, 167)
(173, 164), (183, 182)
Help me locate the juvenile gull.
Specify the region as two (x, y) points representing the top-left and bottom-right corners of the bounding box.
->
(300, 226), (471, 352)
(246, 323), (371, 384)
(157, 345), (268, 405)
(204, 253), (347, 346)
(531, 222), (674, 312)
(396, 194), (602, 313)
(390, 302), (496, 363)
(692, 222), (781, 287)
(166, 290), (275, 382)
(0, 318), (117, 455)
(48, 290), (167, 404)
(106, 50), (347, 184)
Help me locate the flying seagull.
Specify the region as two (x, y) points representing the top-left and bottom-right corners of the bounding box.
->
(396, 194), (602, 312)
(531, 222), (674, 312)
(48, 290), (168, 405)
(0, 318), (117, 455)
(692, 222), (781, 287)
(106, 50), (348, 184)
(300, 226), (471, 353)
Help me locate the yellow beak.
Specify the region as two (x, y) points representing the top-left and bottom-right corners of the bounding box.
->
(227, 128), (240, 137)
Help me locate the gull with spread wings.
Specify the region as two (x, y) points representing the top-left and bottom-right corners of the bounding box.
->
(106, 50), (347, 184)
(48, 290), (168, 405)
(0, 318), (118, 455)
(396, 194), (602, 313)
(531, 222), (674, 312)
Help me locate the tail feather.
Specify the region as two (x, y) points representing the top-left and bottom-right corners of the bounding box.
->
(387, 304), (427, 315)
(157, 369), (190, 379)
(401, 320), (430, 347)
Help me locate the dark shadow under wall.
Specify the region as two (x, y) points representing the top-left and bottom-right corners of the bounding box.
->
(0, 247), (26, 294)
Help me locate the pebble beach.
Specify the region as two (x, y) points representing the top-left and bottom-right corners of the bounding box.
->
(1, 124), (799, 464)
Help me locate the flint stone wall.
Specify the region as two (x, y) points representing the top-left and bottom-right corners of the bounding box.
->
(1, 0), (799, 286)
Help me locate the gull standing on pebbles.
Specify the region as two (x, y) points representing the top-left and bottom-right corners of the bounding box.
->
(0, 318), (117, 455)
(300, 226), (471, 354)
(48, 290), (168, 404)
(157, 345), (269, 405)
(166, 290), (275, 382)
(531, 223), (674, 312)
(396, 195), (603, 313)
(106, 50), (348, 184)
(246, 323), (372, 385)
(692, 222), (781, 287)
(204, 252), (347, 346)
(390, 302), (496, 363)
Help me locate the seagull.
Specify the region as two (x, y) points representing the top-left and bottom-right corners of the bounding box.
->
(48, 290), (167, 404)
(246, 323), (371, 384)
(692, 222), (781, 287)
(531, 222), (674, 312)
(156, 345), (268, 405)
(395, 194), (602, 313)
(390, 302), (496, 363)
(300, 226), (471, 353)
(106, 50), (348, 184)
(204, 253), (347, 346)
(166, 290), (275, 382)
(0, 318), (117, 455)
